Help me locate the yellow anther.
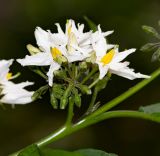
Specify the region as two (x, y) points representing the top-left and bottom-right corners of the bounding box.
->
(101, 49), (115, 65)
(6, 73), (12, 80)
(51, 47), (62, 59)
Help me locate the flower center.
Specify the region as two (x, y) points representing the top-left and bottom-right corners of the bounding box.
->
(6, 72), (12, 80)
(101, 49), (115, 65)
(51, 47), (62, 59)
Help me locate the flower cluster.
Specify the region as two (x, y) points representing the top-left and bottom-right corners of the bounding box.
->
(0, 19), (150, 106)
(17, 19), (149, 86)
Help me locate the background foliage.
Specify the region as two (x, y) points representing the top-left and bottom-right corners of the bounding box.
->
(0, 0), (160, 156)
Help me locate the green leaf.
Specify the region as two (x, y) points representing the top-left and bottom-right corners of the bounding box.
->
(18, 144), (40, 156)
(76, 149), (118, 156)
(142, 25), (160, 39)
(139, 103), (160, 116)
(32, 85), (49, 101)
(41, 149), (83, 156)
(151, 48), (160, 62)
(140, 43), (157, 52)
(84, 16), (97, 32)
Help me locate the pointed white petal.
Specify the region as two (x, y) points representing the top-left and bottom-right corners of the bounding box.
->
(34, 27), (51, 52)
(113, 48), (136, 63)
(0, 59), (13, 82)
(0, 81), (34, 104)
(17, 52), (52, 66)
(103, 30), (114, 37)
(98, 63), (109, 79)
(110, 67), (150, 80)
(55, 23), (65, 35)
(47, 62), (60, 86)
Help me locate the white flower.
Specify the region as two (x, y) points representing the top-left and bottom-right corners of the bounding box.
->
(17, 19), (94, 86)
(0, 59), (34, 104)
(54, 19), (93, 62)
(91, 26), (150, 80)
(95, 48), (150, 80)
(17, 27), (62, 86)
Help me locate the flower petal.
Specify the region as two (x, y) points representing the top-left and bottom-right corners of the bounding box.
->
(0, 59), (13, 82)
(0, 81), (34, 104)
(110, 67), (150, 80)
(35, 27), (51, 52)
(113, 48), (136, 63)
(98, 63), (109, 79)
(47, 62), (60, 86)
(17, 52), (52, 66)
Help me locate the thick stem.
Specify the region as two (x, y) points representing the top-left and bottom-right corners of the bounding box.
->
(88, 67), (160, 118)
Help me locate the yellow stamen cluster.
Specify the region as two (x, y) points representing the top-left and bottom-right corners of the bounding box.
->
(6, 73), (12, 80)
(51, 47), (62, 59)
(101, 49), (115, 65)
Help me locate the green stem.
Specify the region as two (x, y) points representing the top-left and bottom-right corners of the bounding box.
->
(81, 68), (97, 84)
(65, 98), (74, 127)
(34, 69), (47, 79)
(88, 78), (99, 89)
(87, 88), (98, 112)
(88, 67), (160, 118)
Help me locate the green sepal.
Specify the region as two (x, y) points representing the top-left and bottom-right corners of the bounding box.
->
(26, 44), (41, 55)
(32, 85), (49, 101)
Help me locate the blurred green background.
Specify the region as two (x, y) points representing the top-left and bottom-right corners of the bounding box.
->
(0, 0), (160, 155)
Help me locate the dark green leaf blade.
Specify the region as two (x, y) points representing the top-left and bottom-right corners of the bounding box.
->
(140, 43), (157, 52)
(76, 149), (118, 156)
(151, 48), (160, 62)
(139, 103), (160, 116)
(41, 148), (83, 156)
(142, 25), (160, 39)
